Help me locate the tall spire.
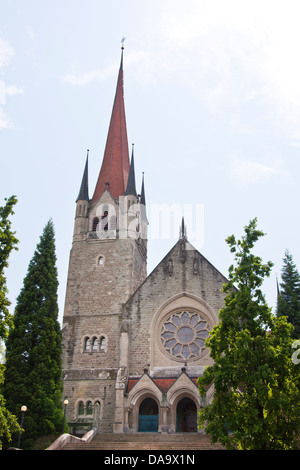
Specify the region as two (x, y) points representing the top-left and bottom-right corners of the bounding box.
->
(125, 144), (137, 196)
(76, 150), (89, 202)
(92, 46), (130, 201)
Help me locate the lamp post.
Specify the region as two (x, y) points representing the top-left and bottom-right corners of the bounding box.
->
(62, 399), (69, 433)
(17, 405), (27, 448)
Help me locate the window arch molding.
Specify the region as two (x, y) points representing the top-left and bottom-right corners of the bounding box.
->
(150, 292), (218, 366)
(90, 202), (118, 238)
(99, 335), (107, 352)
(92, 336), (98, 351)
(83, 336), (91, 352)
(92, 217), (99, 232)
(82, 334), (108, 353)
(75, 398), (104, 418)
(96, 254), (105, 267)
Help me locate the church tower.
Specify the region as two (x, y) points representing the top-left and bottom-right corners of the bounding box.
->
(62, 47), (147, 434)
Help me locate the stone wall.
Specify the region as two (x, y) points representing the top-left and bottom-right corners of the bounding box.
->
(124, 239), (228, 378)
(62, 191), (147, 433)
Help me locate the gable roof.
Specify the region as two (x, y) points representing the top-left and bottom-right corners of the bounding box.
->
(124, 236), (230, 310)
(126, 372), (199, 394)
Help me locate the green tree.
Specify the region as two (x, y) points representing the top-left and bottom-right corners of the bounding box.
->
(198, 218), (300, 450)
(4, 219), (64, 449)
(277, 250), (300, 339)
(0, 196), (20, 448)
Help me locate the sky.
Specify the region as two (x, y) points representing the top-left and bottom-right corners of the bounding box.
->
(1, 0), (300, 324)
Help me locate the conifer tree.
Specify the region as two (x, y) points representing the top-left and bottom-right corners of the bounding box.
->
(4, 219), (64, 448)
(198, 219), (300, 450)
(277, 250), (300, 339)
(0, 196), (20, 448)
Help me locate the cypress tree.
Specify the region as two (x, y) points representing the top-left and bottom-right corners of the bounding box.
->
(4, 219), (64, 448)
(277, 250), (300, 339)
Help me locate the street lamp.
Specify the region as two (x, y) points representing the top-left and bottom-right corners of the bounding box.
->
(62, 399), (69, 433)
(17, 405), (27, 448)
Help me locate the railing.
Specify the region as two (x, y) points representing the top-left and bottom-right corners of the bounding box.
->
(87, 230), (116, 240)
(46, 427), (98, 450)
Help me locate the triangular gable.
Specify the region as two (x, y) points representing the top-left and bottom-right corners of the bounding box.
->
(127, 373), (200, 394)
(168, 371), (199, 393)
(126, 373), (162, 394)
(124, 237), (230, 310)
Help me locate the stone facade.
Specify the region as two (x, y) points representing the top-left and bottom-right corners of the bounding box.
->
(61, 49), (229, 435)
(62, 188), (147, 434)
(62, 209), (228, 434)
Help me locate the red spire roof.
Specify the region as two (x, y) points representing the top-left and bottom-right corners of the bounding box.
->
(92, 48), (130, 201)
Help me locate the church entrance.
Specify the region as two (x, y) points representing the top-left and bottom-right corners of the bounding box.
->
(138, 398), (159, 432)
(176, 397), (197, 432)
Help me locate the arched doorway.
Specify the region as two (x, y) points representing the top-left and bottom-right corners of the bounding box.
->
(176, 397), (197, 432)
(138, 397), (159, 432)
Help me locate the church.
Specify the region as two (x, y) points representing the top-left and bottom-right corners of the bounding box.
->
(61, 47), (228, 435)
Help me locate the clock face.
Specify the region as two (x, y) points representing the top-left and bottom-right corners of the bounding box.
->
(160, 311), (210, 361)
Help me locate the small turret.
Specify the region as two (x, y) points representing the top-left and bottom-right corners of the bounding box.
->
(139, 172), (148, 241)
(74, 150), (90, 239)
(76, 149), (89, 203)
(125, 144), (137, 198)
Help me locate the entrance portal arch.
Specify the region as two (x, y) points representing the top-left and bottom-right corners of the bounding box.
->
(138, 397), (159, 432)
(176, 397), (197, 432)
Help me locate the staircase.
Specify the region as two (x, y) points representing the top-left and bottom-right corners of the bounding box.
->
(62, 433), (225, 451)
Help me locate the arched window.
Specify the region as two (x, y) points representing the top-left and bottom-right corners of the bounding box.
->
(78, 401), (84, 416)
(92, 217), (99, 232)
(92, 337), (98, 352)
(98, 256), (104, 266)
(84, 337), (91, 351)
(100, 336), (106, 352)
(101, 205), (109, 231)
(86, 401), (93, 415)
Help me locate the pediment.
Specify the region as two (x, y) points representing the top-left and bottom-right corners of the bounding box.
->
(167, 372), (199, 404)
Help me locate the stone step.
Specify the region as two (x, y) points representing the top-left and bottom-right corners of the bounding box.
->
(64, 443), (224, 450)
(92, 432), (214, 442)
(62, 433), (225, 450)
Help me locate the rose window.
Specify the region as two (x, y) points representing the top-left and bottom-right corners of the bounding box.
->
(161, 311), (210, 360)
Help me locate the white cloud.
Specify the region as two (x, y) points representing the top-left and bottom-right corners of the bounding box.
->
(0, 38), (14, 68)
(230, 155), (282, 185)
(0, 107), (12, 129)
(62, 67), (115, 86)
(6, 85), (24, 96)
(0, 37), (23, 129)
(61, 50), (152, 86)
(146, 0), (300, 141)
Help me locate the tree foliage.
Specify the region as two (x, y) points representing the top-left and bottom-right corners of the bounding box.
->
(0, 195), (19, 340)
(0, 196), (20, 448)
(198, 218), (300, 450)
(277, 250), (300, 339)
(4, 219), (64, 448)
